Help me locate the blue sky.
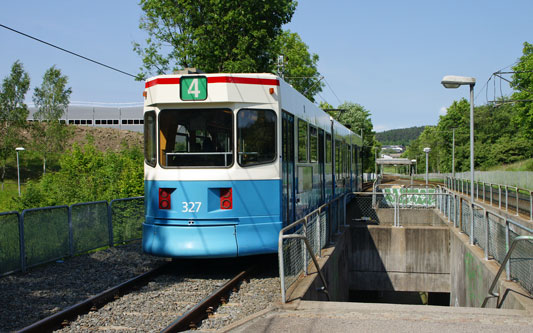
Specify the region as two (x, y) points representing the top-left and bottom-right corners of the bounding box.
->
(1, 1), (532, 131)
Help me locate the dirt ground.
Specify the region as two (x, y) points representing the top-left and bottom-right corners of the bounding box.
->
(66, 126), (143, 152)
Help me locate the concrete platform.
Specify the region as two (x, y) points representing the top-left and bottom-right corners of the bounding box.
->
(223, 300), (533, 332)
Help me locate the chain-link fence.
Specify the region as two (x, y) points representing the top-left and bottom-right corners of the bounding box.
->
(0, 211), (21, 275)
(0, 197), (144, 276)
(438, 187), (533, 295)
(278, 195), (345, 303)
(110, 197), (144, 244)
(71, 201), (110, 255)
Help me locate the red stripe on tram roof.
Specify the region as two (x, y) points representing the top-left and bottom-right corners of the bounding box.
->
(145, 76), (279, 88)
(207, 76), (279, 86)
(144, 77), (180, 88)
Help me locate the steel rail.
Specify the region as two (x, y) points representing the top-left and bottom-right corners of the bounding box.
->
(161, 266), (254, 332)
(18, 264), (169, 333)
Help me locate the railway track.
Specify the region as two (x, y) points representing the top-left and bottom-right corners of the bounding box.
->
(361, 181), (374, 192)
(17, 257), (274, 332)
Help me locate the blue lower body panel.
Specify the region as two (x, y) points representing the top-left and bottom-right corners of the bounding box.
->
(143, 179), (282, 258)
(143, 224), (238, 258)
(143, 221), (282, 258)
(235, 222), (281, 256)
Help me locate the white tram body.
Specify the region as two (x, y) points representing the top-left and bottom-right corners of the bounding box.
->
(142, 73), (362, 258)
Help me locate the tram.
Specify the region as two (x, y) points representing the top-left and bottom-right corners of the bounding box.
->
(142, 71), (362, 258)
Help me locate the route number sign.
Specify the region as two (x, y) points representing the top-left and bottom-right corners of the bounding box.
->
(180, 76), (207, 101)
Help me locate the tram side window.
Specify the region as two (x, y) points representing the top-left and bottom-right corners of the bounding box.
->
(298, 119), (308, 163)
(310, 126), (318, 163)
(344, 143), (349, 180)
(159, 109), (233, 167)
(144, 111), (157, 167)
(353, 145), (358, 174)
(335, 140), (341, 179)
(237, 109), (277, 166)
(326, 134), (332, 163)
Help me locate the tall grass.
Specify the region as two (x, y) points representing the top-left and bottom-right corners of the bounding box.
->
(0, 181), (23, 212)
(485, 158), (533, 172)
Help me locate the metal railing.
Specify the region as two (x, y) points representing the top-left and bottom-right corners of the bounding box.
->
(351, 184), (533, 297)
(0, 197), (144, 276)
(436, 187), (533, 297)
(278, 194), (346, 303)
(481, 236), (533, 308)
(446, 176), (533, 221)
(395, 192), (450, 227)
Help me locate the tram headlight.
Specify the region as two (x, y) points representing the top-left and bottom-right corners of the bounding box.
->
(220, 188), (233, 210)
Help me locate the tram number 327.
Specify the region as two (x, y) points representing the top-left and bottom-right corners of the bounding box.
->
(182, 201), (202, 212)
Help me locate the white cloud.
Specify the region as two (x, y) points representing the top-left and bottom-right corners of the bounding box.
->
(439, 107), (447, 116)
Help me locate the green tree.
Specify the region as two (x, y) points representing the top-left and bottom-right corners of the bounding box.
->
(134, 0), (296, 77)
(376, 126), (425, 146)
(321, 101), (379, 172)
(0, 60), (30, 190)
(405, 96), (532, 174)
(32, 66), (72, 175)
(276, 30), (322, 102)
(511, 41), (533, 140)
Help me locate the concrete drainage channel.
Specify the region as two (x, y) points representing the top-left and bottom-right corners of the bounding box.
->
(283, 205), (533, 313)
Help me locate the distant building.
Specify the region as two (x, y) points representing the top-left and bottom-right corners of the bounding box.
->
(381, 145), (405, 153)
(28, 105), (144, 132)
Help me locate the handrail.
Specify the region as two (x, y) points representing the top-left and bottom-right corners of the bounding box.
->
(440, 183), (533, 304)
(481, 235), (533, 308)
(372, 175), (382, 206)
(445, 175), (532, 221)
(279, 233), (330, 303)
(278, 194), (347, 303)
(395, 192), (451, 227)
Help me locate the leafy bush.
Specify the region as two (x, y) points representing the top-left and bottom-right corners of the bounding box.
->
(10, 141), (144, 210)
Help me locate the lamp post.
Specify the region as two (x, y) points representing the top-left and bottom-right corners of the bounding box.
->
(16, 147), (25, 197)
(410, 159), (416, 185)
(442, 75), (476, 202)
(451, 128), (456, 179)
(423, 147), (431, 185)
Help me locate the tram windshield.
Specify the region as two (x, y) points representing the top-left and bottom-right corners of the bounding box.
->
(237, 109), (276, 166)
(159, 109), (233, 167)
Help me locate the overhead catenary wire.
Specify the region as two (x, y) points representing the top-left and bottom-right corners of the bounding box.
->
(324, 78), (342, 105)
(0, 23), (139, 79)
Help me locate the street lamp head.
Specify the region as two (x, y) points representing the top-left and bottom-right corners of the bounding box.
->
(441, 75), (476, 89)
(16, 147), (25, 151)
(423, 147), (431, 153)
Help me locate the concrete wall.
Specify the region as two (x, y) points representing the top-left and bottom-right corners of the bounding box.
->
(349, 225), (450, 292)
(450, 226), (533, 311)
(376, 208), (447, 226)
(287, 204), (533, 312)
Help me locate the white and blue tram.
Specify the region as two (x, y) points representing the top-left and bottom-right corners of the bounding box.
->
(142, 72), (363, 258)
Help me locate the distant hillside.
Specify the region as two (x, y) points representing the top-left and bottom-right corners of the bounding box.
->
(376, 126), (426, 146)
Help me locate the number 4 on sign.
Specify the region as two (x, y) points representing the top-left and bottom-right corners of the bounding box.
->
(181, 76), (206, 100)
(188, 79), (200, 98)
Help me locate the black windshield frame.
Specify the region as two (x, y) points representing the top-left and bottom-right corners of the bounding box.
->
(158, 108), (234, 168)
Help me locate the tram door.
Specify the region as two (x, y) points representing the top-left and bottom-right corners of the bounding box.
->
(282, 111), (296, 224)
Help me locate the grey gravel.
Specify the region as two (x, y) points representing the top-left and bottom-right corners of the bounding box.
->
(196, 263), (281, 331)
(1, 243), (281, 333)
(0, 241), (166, 332)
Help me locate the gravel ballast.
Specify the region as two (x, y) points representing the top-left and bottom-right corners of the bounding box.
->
(0, 242), (165, 332)
(0, 242), (281, 332)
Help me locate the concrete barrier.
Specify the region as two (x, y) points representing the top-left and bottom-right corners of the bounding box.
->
(350, 225), (450, 293)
